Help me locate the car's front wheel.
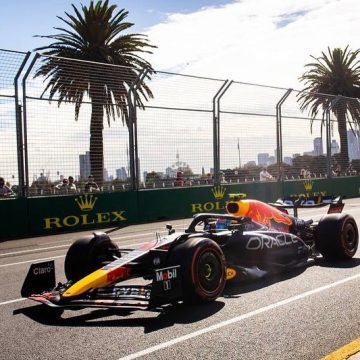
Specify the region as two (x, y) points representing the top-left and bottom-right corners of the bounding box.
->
(64, 232), (121, 282)
(168, 237), (226, 304)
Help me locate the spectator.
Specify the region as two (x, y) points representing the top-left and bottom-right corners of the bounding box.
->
(220, 172), (227, 183)
(85, 175), (100, 192)
(335, 164), (341, 176)
(346, 163), (356, 176)
(174, 171), (184, 187)
(300, 168), (311, 179)
(0, 177), (15, 197)
(259, 167), (273, 181)
(68, 176), (77, 192)
(55, 178), (69, 193)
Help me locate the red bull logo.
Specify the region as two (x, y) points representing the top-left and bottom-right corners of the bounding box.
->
(107, 266), (131, 282)
(227, 199), (293, 232)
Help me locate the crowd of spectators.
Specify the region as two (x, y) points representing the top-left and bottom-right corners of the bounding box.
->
(0, 177), (14, 197)
(2, 160), (360, 198)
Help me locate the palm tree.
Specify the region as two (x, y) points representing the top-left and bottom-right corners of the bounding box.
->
(298, 46), (360, 170)
(34, 0), (156, 185)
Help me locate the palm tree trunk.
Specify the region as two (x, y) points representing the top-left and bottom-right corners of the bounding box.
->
(337, 111), (349, 171)
(89, 96), (104, 187)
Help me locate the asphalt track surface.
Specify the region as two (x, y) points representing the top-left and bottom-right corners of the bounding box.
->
(2, 199), (360, 360)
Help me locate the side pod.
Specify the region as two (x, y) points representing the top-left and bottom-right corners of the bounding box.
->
(21, 260), (56, 297)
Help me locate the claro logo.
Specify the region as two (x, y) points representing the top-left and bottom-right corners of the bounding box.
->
(43, 194), (127, 230)
(33, 263), (54, 275)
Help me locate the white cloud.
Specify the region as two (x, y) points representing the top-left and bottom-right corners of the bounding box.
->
(145, 0), (360, 88)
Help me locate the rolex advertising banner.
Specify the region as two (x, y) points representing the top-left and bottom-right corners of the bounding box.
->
(1, 177), (360, 240)
(137, 181), (281, 223)
(283, 177), (360, 199)
(27, 191), (138, 236)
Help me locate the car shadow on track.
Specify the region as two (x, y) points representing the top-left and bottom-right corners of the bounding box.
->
(13, 300), (225, 333)
(223, 256), (360, 297)
(315, 256), (360, 269)
(223, 265), (309, 297)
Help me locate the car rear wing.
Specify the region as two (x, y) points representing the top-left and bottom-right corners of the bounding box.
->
(269, 195), (344, 218)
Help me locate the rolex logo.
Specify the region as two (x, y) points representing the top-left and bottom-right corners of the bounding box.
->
(211, 186), (226, 200)
(75, 194), (97, 212)
(303, 180), (313, 192)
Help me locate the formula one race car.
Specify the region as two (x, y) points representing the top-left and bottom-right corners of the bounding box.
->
(21, 194), (358, 313)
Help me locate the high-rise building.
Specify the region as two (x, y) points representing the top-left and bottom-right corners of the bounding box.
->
(347, 130), (360, 160)
(331, 139), (340, 155)
(79, 151), (91, 179)
(116, 167), (128, 181)
(313, 137), (323, 156)
(268, 156), (276, 165)
(103, 168), (109, 182)
(258, 153), (269, 166)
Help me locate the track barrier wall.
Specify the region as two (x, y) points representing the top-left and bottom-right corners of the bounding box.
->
(1, 177), (359, 240)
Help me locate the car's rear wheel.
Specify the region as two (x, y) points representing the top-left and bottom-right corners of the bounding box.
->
(315, 213), (358, 260)
(64, 232), (121, 282)
(168, 237), (226, 304)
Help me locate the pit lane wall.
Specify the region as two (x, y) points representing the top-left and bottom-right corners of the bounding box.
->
(1, 177), (360, 240)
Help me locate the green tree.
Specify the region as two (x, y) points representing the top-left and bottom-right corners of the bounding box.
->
(145, 171), (161, 185)
(35, 0), (155, 185)
(298, 46), (360, 170)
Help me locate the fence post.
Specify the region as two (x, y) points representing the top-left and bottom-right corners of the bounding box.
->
(21, 53), (39, 196)
(212, 80), (232, 184)
(275, 88), (292, 181)
(325, 96), (342, 178)
(14, 51), (31, 197)
(127, 67), (149, 190)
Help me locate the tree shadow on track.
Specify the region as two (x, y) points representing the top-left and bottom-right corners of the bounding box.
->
(13, 300), (225, 333)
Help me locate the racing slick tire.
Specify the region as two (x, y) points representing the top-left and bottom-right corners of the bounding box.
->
(315, 213), (358, 260)
(168, 237), (226, 304)
(64, 232), (121, 282)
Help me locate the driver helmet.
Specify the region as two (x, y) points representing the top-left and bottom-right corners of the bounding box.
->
(215, 218), (231, 230)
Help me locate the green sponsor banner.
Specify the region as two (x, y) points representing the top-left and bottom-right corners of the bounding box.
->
(1, 177), (359, 240)
(137, 182), (281, 222)
(27, 191), (138, 236)
(0, 198), (28, 239)
(283, 177), (360, 199)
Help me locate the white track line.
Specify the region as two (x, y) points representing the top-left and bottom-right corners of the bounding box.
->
(0, 255), (66, 268)
(117, 272), (360, 360)
(0, 298), (26, 306)
(0, 233), (152, 257)
(0, 244), (72, 257)
(0, 226), (186, 258)
(0, 240), (150, 268)
(0, 232), (163, 257)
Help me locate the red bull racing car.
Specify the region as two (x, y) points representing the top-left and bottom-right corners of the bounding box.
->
(21, 194), (358, 313)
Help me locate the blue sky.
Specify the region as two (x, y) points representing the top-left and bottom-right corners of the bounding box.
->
(1, 0), (359, 87)
(1, 0), (230, 51)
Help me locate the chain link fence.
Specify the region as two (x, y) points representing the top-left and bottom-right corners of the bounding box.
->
(0, 49), (30, 193)
(1, 48), (360, 197)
